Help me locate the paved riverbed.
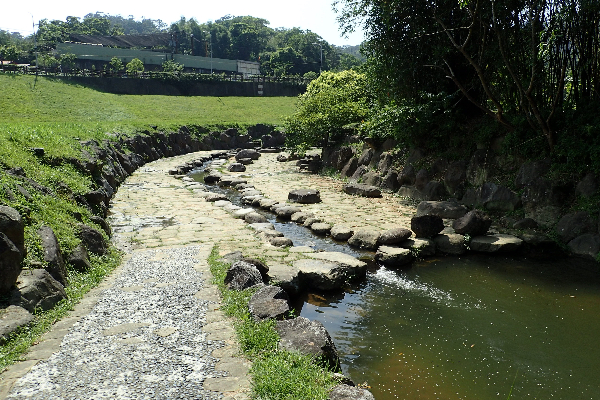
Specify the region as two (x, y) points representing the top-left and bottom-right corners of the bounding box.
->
(1, 150), (419, 399)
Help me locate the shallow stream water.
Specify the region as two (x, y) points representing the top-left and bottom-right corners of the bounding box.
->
(191, 168), (600, 400)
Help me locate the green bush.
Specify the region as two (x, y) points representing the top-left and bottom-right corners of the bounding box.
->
(284, 70), (374, 152)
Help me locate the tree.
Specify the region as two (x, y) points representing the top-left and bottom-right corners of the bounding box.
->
(108, 57), (123, 73)
(126, 58), (144, 76)
(334, 0), (600, 151)
(285, 70), (374, 151)
(162, 60), (184, 73)
(0, 45), (19, 63)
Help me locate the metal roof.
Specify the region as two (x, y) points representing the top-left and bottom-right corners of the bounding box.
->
(68, 33), (171, 48)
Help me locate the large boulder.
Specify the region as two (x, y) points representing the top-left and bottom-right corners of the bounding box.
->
(416, 201), (468, 219)
(224, 261), (264, 291)
(0, 206), (25, 255)
(444, 160), (468, 197)
(276, 317), (340, 371)
(288, 189), (321, 204)
(567, 234), (600, 260)
(67, 244), (92, 272)
(235, 149), (261, 161)
(248, 285), (290, 321)
(340, 157), (359, 179)
(343, 183), (382, 198)
(0, 305), (34, 344)
(0, 232), (23, 296)
(555, 211), (597, 244)
(479, 183), (521, 212)
(452, 210), (492, 236)
(78, 224), (108, 256)
(348, 230), (380, 250)
(328, 385), (375, 400)
(411, 215), (444, 238)
(38, 225), (68, 287)
(380, 170), (401, 192)
(10, 269), (67, 313)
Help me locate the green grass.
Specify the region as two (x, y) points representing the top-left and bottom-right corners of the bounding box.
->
(207, 247), (340, 400)
(0, 74), (297, 127)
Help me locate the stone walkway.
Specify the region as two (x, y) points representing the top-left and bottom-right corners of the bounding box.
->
(1, 150), (420, 400)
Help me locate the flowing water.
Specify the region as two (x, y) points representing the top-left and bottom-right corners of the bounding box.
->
(191, 168), (600, 400)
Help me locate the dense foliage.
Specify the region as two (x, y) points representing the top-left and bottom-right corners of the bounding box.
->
(330, 0), (600, 169)
(0, 13), (364, 78)
(284, 70), (374, 151)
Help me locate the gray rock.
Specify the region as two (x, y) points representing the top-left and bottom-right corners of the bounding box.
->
(433, 234), (467, 255)
(0, 232), (23, 296)
(377, 152), (393, 174)
(311, 222), (332, 235)
(288, 189), (321, 204)
(269, 237), (294, 247)
(378, 227), (412, 245)
(362, 171), (382, 187)
(444, 160), (467, 197)
(330, 225), (354, 241)
(38, 225), (68, 287)
(276, 317), (340, 371)
(0, 205), (25, 255)
(237, 158), (253, 165)
(357, 148), (374, 166)
(291, 211), (315, 224)
(78, 224), (108, 256)
(90, 215), (111, 237)
(10, 269), (67, 313)
(275, 206), (303, 219)
(235, 149), (260, 161)
(513, 218), (539, 230)
(416, 200), (468, 219)
(555, 211), (597, 244)
(567, 234), (600, 260)
(420, 181), (447, 201)
(258, 198), (279, 209)
(67, 244), (91, 272)
(343, 183), (382, 198)
(469, 234), (523, 253)
(248, 285), (290, 321)
(224, 261), (263, 291)
(452, 210), (492, 236)
(242, 258), (270, 282)
(398, 238), (436, 257)
(479, 182), (522, 212)
(0, 305), (34, 344)
(227, 163), (246, 172)
(380, 170), (401, 192)
(303, 217), (322, 227)
(203, 171), (222, 184)
(576, 172), (598, 198)
(266, 262), (302, 295)
(350, 165), (368, 182)
(244, 212), (269, 224)
(375, 246), (414, 267)
(328, 385), (375, 400)
(348, 230), (380, 250)
(515, 159), (551, 189)
(204, 192), (229, 202)
(467, 149), (492, 187)
(411, 215), (444, 238)
(340, 157), (358, 178)
(415, 169), (429, 191)
(397, 164), (416, 186)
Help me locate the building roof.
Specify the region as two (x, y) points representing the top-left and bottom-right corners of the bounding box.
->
(68, 33), (171, 48)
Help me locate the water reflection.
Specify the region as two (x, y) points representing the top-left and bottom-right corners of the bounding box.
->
(301, 257), (600, 399)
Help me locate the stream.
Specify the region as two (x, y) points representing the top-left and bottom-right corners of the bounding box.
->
(190, 167), (600, 400)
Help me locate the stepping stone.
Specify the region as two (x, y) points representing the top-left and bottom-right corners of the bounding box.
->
(378, 227), (412, 245)
(470, 234), (523, 253)
(416, 201), (468, 219)
(398, 238), (436, 257)
(311, 222), (332, 235)
(433, 234), (467, 255)
(233, 208), (255, 218)
(291, 211), (315, 224)
(248, 285), (290, 321)
(275, 206), (302, 219)
(411, 215), (444, 238)
(270, 237), (293, 247)
(348, 229), (380, 250)
(288, 189), (321, 204)
(375, 246), (414, 267)
(228, 163), (246, 172)
(343, 183), (382, 198)
(330, 225), (353, 241)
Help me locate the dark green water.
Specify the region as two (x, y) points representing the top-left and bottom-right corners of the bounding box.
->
(298, 256), (600, 400)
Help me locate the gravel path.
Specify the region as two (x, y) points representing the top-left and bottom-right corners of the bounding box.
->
(6, 246), (225, 400)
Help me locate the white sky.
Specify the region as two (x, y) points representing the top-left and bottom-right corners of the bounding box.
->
(1, 0), (365, 46)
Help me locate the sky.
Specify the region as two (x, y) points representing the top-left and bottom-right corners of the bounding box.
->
(1, 0), (366, 46)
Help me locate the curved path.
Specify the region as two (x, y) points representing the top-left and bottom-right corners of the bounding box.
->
(1, 150), (417, 399)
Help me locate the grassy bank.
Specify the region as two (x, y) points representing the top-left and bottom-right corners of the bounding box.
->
(0, 73), (298, 375)
(207, 247), (340, 400)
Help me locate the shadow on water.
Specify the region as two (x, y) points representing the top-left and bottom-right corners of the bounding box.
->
(190, 166), (600, 400)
